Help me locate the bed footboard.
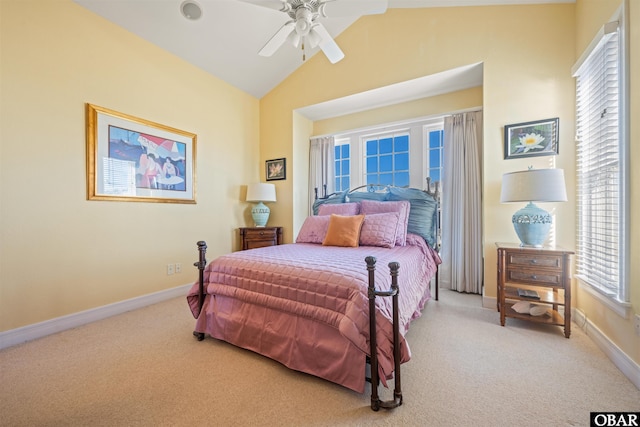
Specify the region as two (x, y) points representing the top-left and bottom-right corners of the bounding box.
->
(191, 242), (403, 408)
(366, 256), (402, 411)
(192, 240), (207, 341)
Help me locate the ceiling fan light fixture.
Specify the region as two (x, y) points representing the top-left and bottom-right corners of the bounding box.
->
(287, 31), (301, 48)
(180, 0), (202, 20)
(307, 27), (321, 48)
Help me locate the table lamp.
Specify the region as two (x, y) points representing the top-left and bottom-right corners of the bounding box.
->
(500, 168), (567, 247)
(246, 183), (276, 227)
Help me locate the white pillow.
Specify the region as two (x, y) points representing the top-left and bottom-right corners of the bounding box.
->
(511, 301), (531, 314)
(529, 305), (549, 316)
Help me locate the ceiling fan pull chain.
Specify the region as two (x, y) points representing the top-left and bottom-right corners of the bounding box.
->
(302, 40), (306, 61)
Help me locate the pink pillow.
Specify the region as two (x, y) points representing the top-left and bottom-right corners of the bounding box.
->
(296, 215), (331, 244)
(359, 212), (400, 248)
(317, 202), (360, 216)
(359, 200), (410, 246)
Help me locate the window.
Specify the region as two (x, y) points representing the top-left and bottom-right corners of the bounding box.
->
(572, 10), (629, 305)
(333, 118), (444, 189)
(426, 127), (444, 184)
(364, 133), (410, 186)
(334, 138), (351, 192)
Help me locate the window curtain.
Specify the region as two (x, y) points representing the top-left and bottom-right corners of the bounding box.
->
(440, 111), (483, 294)
(308, 136), (335, 214)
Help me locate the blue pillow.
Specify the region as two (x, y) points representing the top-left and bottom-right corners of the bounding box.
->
(312, 190), (347, 215)
(387, 187), (438, 248)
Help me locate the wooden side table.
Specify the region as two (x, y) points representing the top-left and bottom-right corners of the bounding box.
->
(496, 243), (574, 338)
(239, 227), (283, 250)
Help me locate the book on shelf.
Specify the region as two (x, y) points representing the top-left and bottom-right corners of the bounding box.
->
(517, 288), (540, 299)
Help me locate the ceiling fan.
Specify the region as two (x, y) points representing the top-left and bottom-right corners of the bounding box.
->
(239, 0), (388, 63)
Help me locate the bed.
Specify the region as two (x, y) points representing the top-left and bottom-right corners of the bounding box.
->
(187, 184), (440, 409)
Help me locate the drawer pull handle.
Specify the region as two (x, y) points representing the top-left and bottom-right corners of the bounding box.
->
(530, 260), (538, 264)
(260, 231), (264, 235)
(531, 275), (537, 280)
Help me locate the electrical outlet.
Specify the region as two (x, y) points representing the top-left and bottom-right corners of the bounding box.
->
(175, 263), (182, 274)
(167, 264), (175, 275)
(634, 314), (640, 337)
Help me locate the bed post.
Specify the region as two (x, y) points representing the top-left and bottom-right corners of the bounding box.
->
(192, 240), (207, 341)
(366, 256), (403, 411)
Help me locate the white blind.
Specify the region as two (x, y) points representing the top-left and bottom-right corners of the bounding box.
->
(573, 22), (622, 297)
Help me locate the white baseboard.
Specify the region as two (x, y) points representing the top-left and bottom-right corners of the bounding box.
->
(0, 283), (193, 350)
(484, 295), (639, 390)
(572, 308), (640, 390)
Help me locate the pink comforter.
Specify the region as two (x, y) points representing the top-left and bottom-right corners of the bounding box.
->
(187, 233), (439, 393)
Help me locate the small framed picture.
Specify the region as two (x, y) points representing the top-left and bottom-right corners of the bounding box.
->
(504, 117), (559, 160)
(266, 158), (286, 181)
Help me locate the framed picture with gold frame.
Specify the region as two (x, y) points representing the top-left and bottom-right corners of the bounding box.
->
(86, 104), (196, 203)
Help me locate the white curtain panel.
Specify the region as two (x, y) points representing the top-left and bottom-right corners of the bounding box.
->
(440, 111), (483, 294)
(308, 136), (335, 214)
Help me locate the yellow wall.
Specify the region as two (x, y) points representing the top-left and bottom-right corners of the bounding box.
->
(0, 1), (260, 330)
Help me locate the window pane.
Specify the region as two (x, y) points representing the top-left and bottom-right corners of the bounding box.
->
(380, 155), (392, 172)
(394, 135), (409, 152)
(343, 177), (350, 190)
(335, 145), (341, 158)
(395, 172), (409, 187)
(366, 140), (378, 155)
(341, 144), (350, 158)
(379, 138), (393, 154)
(395, 153), (409, 170)
(367, 156), (378, 173)
(335, 160), (341, 175)
(429, 150), (440, 168)
(429, 130), (442, 149)
(341, 159), (350, 174)
(366, 174), (378, 185)
(430, 169), (441, 182)
(379, 173), (393, 185)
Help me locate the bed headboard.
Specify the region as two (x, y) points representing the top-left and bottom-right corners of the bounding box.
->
(313, 180), (441, 250)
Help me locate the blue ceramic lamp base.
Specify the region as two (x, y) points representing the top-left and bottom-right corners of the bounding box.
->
(251, 202), (271, 227)
(512, 202), (552, 248)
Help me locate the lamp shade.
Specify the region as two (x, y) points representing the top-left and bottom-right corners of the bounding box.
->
(500, 168), (567, 247)
(500, 168), (567, 203)
(246, 183), (276, 203)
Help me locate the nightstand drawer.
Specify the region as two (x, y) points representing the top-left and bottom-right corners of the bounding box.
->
(239, 227), (283, 251)
(506, 253), (562, 270)
(506, 269), (562, 286)
(243, 228), (277, 240)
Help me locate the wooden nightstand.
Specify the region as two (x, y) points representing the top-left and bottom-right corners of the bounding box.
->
(496, 243), (574, 338)
(239, 227), (283, 250)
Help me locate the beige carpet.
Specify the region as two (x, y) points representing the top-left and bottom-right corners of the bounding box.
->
(1, 289), (638, 426)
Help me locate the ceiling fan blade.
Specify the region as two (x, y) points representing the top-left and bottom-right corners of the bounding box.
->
(320, 0), (388, 17)
(311, 24), (344, 64)
(237, 0), (289, 12)
(259, 21), (296, 56)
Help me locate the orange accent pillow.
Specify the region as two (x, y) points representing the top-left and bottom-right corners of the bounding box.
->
(322, 214), (365, 247)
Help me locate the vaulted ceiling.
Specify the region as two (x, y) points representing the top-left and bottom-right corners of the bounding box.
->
(74, 0), (573, 101)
